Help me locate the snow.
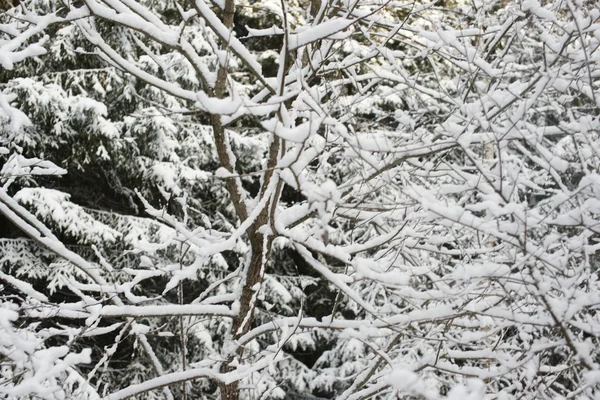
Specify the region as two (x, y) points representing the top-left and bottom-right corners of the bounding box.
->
(1, 153), (67, 181)
(261, 117), (319, 143)
(288, 18), (355, 50)
(0, 31), (48, 70)
(194, 0), (264, 76)
(245, 25), (284, 37)
(386, 369), (419, 392)
(99, 304), (235, 317)
(13, 188), (121, 244)
(0, 93), (32, 132)
(196, 90), (242, 114)
(2, 0), (600, 399)
(522, 0), (556, 21)
(553, 77), (570, 92)
(0, 271), (48, 302)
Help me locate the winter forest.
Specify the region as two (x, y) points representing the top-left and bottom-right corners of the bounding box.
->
(1, 0), (600, 398)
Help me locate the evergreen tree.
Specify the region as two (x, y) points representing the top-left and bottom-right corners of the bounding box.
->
(1, 0), (600, 399)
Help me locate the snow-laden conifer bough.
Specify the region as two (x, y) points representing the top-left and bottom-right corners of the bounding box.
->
(1, 0), (600, 399)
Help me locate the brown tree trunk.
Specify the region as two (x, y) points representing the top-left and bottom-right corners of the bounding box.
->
(0, 0), (19, 11)
(217, 137), (282, 399)
(218, 236), (268, 399)
(210, 0), (286, 397)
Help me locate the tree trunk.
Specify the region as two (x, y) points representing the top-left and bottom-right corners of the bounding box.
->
(209, 0), (285, 395)
(217, 136), (282, 399)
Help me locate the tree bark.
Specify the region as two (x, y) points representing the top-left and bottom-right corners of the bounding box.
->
(217, 137), (282, 399)
(210, 0), (284, 398)
(0, 0), (19, 11)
